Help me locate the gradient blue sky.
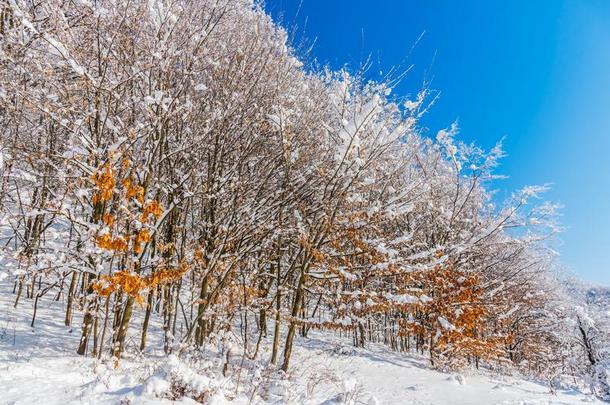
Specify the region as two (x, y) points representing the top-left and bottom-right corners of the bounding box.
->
(264, 0), (610, 286)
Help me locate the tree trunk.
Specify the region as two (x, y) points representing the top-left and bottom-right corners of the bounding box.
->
(195, 275), (209, 346)
(98, 296), (111, 358)
(112, 295), (135, 358)
(259, 308), (267, 336)
(76, 274), (96, 356)
(163, 284), (174, 354)
(140, 290), (154, 352)
(281, 270), (306, 372)
(13, 279), (23, 308)
(64, 272), (78, 326)
(358, 322), (366, 348)
(270, 286), (281, 365)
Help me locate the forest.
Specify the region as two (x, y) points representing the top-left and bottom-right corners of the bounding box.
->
(0, 0), (608, 403)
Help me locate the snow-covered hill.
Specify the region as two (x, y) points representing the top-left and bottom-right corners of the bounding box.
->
(0, 280), (602, 405)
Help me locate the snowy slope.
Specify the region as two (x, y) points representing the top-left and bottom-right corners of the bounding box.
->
(288, 338), (602, 405)
(0, 280), (602, 405)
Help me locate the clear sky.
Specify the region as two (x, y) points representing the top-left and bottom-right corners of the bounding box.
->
(264, 0), (610, 286)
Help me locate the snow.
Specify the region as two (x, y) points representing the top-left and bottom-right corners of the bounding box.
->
(289, 337), (603, 405)
(438, 316), (456, 331)
(0, 278), (602, 405)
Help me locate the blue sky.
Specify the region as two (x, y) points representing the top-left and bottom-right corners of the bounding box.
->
(264, 0), (610, 286)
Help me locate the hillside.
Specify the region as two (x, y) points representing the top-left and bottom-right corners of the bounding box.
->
(0, 279), (602, 405)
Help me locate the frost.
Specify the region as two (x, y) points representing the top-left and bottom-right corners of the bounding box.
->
(438, 316), (456, 331)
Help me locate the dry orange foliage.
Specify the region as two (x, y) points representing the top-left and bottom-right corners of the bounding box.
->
(133, 229), (151, 255)
(402, 264), (505, 365)
(96, 233), (128, 252)
(123, 177), (144, 204)
(147, 262), (189, 287)
(193, 248), (208, 267)
(102, 213), (115, 227)
(92, 262), (189, 305)
(91, 164), (115, 204)
(140, 200), (163, 222)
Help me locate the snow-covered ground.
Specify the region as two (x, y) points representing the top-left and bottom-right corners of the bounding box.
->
(0, 280), (602, 405)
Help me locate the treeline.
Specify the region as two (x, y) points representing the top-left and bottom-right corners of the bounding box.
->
(0, 0), (607, 398)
